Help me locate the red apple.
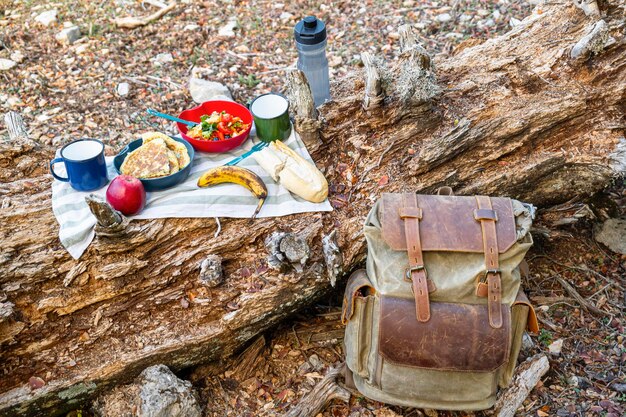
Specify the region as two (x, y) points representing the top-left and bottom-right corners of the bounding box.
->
(106, 175), (146, 216)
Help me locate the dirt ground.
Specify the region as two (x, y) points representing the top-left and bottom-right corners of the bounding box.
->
(0, 0), (531, 149)
(1, 1), (624, 416)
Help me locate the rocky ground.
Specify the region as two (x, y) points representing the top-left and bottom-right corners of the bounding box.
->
(1, 1), (624, 416)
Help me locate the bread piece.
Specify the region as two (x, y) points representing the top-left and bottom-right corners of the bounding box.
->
(142, 132), (190, 169)
(167, 149), (180, 174)
(253, 141), (328, 203)
(120, 138), (171, 179)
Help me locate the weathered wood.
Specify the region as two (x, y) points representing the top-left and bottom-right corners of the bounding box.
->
(361, 52), (384, 110)
(113, 2), (176, 29)
(0, 1), (624, 415)
(227, 335), (266, 380)
(85, 194), (124, 229)
(322, 230), (342, 287)
(285, 365), (350, 417)
(286, 70), (322, 151)
(493, 354), (550, 417)
(4, 112), (30, 144)
(555, 275), (611, 316)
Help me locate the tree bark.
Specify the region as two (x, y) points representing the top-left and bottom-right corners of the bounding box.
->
(1, 1), (624, 415)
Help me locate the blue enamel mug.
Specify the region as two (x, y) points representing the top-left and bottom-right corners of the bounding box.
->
(49, 139), (109, 191)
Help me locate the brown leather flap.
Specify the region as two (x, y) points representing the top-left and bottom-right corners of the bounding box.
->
(379, 297), (511, 372)
(380, 194), (517, 253)
(513, 291), (540, 334)
(341, 270), (375, 324)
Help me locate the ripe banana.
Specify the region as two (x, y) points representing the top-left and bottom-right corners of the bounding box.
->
(197, 166), (267, 219)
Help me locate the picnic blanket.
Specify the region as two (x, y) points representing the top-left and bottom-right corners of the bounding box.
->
(51, 130), (332, 259)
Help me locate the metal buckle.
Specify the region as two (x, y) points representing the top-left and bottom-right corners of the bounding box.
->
(479, 269), (501, 283)
(405, 265), (427, 282)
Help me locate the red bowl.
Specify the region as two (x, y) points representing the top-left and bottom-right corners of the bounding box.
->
(177, 100), (252, 153)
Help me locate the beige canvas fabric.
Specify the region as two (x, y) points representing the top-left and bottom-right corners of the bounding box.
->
(343, 193), (537, 410)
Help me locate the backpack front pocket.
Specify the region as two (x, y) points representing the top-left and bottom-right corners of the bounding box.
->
(378, 296), (511, 372)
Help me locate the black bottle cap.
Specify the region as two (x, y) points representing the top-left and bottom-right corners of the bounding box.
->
(294, 15), (327, 45)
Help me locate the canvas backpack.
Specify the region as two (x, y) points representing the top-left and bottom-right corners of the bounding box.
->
(342, 191), (539, 410)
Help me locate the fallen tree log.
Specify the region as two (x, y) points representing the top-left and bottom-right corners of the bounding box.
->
(1, 1), (624, 415)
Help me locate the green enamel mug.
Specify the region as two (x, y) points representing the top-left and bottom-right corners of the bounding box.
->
(249, 93), (292, 143)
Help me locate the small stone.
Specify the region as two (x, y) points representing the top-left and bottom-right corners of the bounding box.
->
(484, 19), (496, 27)
(493, 10), (502, 20)
(459, 13), (473, 22)
(521, 332), (534, 352)
(75, 44), (88, 54)
(436, 13), (452, 23)
(35, 9), (57, 27)
(308, 354), (323, 371)
(28, 376), (45, 390)
(218, 17), (238, 38)
(567, 375), (579, 387)
(279, 12), (294, 22)
(234, 44), (250, 53)
(594, 218), (626, 254)
(183, 24), (200, 31)
(7, 96), (22, 107)
(403, 0), (415, 6)
(388, 32), (400, 40)
(188, 77), (233, 104)
(92, 364), (201, 417)
(55, 25), (81, 45)
(548, 338), (564, 355)
(329, 55), (342, 67)
(445, 32), (464, 39)
(510, 17), (522, 28)
(10, 50), (24, 63)
(153, 52), (174, 66)
(0, 59), (17, 71)
(116, 82), (130, 97)
(477, 8), (490, 17)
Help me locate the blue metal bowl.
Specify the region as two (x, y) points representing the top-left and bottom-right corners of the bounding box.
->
(113, 136), (195, 192)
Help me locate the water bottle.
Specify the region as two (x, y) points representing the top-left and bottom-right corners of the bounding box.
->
(294, 16), (331, 107)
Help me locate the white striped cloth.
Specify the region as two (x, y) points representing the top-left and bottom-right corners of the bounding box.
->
(51, 130), (332, 259)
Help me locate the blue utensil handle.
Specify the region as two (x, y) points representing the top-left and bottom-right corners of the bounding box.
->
(147, 108), (197, 126)
(50, 158), (69, 182)
(225, 142), (268, 166)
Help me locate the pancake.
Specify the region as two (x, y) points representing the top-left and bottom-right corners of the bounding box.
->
(120, 138), (171, 179)
(141, 132), (190, 169)
(167, 149), (180, 174)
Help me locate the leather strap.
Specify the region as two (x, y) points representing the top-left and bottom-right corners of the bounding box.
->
(401, 193), (430, 322)
(475, 196), (503, 329)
